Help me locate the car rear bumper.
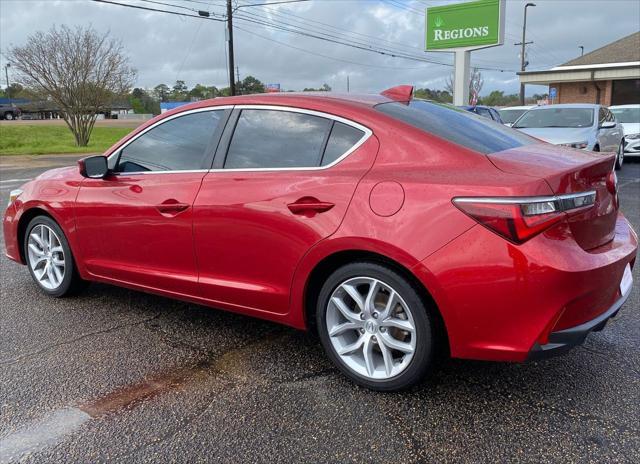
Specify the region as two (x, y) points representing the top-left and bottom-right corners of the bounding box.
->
(415, 212), (637, 363)
(527, 281), (632, 360)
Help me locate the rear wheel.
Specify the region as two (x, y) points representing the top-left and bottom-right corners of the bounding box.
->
(615, 140), (624, 170)
(24, 216), (86, 297)
(316, 262), (434, 391)
(4, 112), (14, 121)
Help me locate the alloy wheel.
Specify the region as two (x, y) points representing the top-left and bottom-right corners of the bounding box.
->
(27, 224), (66, 290)
(326, 277), (416, 380)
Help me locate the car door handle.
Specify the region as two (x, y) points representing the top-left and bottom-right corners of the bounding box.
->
(156, 200), (190, 216)
(287, 197), (335, 215)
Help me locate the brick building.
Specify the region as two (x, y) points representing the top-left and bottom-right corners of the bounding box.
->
(518, 32), (640, 105)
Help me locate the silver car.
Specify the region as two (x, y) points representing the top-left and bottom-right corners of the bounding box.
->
(512, 104), (625, 169)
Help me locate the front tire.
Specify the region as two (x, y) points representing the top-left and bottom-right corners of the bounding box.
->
(4, 112), (14, 121)
(316, 262), (434, 391)
(24, 216), (86, 297)
(615, 140), (624, 170)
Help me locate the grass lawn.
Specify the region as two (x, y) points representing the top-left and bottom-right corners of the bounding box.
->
(0, 125), (133, 155)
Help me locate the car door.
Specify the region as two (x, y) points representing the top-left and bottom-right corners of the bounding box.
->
(606, 108), (623, 150)
(192, 107), (378, 315)
(75, 108), (229, 295)
(597, 107), (615, 151)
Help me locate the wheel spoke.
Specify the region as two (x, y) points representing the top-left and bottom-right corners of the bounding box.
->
(331, 297), (361, 323)
(381, 317), (414, 332)
(46, 264), (57, 285)
(364, 280), (381, 314)
(379, 333), (413, 354)
(363, 337), (376, 377)
(342, 283), (365, 311)
(37, 265), (48, 281)
(50, 246), (63, 254)
(28, 243), (45, 256)
(52, 257), (65, 266)
(30, 233), (45, 249)
(380, 290), (398, 320)
(337, 336), (364, 356)
(52, 263), (63, 283)
(378, 338), (394, 377)
(329, 321), (360, 337)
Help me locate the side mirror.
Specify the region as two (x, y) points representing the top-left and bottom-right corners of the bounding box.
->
(78, 155), (109, 179)
(600, 121), (616, 129)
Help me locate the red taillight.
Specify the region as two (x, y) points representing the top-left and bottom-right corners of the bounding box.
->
(453, 201), (564, 244)
(453, 191), (596, 245)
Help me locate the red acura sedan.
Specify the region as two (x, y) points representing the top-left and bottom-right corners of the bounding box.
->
(4, 86), (637, 391)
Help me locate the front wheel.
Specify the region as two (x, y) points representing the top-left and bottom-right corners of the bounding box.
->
(316, 262), (434, 391)
(4, 112), (14, 121)
(615, 140), (624, 170)
(24, 216), (87, 297)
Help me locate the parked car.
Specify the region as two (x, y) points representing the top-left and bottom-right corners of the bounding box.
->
(0, 103), (21, 120)
(498, 105), (534, 127)
(459, 105), (504, 123)
(4, 86), (636, 391)
(512, 104), (626, 169)
(610, 104), (640, 158)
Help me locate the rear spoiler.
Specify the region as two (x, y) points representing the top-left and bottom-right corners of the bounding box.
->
(380, 85), (414, 102)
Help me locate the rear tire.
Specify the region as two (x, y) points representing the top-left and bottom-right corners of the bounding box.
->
(316, 262), (434, 391)
(24, 216), (87, 297)
(4, 112), (14, 121)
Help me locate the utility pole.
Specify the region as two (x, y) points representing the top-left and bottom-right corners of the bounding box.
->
(226, 0), (236, 96)
(347, 75), (350, 93)
(236, 65), (241, 94)
(579, 45), (584, 56)
(516, 3), (535, 105)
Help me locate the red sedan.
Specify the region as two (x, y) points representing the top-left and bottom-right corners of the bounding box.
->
(3, 86), (637, 391)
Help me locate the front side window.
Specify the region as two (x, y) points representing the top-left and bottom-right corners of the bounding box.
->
(224, 110), (331, 169)
(376, 100), (534, 155)
(116, 110), (222, 172)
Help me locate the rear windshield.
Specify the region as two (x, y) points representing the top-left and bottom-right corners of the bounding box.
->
(499, 108), (528, 124)
(375, 100), (534, 154)
(513, 107), (594, 128)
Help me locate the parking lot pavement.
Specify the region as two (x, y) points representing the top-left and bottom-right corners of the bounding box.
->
(1, 157), (638, 463)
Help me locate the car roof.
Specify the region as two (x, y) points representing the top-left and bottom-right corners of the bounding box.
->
(528, 103), (600, 110)
(500, 105), (534, 110)
(609, 104), (640, 109)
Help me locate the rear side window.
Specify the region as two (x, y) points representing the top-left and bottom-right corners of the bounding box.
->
(116, 110), (222, 172)
(322, 122), (365, 166)
(376, 100), (534, 154)
(225, 109), (331, 169)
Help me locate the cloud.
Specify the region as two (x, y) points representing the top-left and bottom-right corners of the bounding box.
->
(1, 0), (638, 96)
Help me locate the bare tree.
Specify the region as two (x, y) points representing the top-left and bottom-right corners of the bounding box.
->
(7, 25), (136, 146)
(444, 68), (484, 104)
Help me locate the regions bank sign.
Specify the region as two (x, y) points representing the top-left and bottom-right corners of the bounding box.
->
(425, 0), (505, 51)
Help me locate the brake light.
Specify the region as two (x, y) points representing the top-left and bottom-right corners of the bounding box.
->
(453, 191), (596, 244)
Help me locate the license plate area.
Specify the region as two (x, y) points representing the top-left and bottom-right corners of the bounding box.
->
(620, 263), (633, 296)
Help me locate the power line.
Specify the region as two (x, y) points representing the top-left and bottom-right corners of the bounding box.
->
(235, 24), (429, 69)
(92, 0), (225, 21)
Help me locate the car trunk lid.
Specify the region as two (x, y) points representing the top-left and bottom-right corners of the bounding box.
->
(487, 143), (618, 250)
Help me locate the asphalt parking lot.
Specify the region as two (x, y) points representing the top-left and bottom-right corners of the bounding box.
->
(1, 156), (639, 463)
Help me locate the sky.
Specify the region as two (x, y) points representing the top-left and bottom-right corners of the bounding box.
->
(1, 0), (639, 96)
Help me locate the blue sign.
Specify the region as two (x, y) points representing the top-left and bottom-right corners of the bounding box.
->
(549, 87), (557, 99)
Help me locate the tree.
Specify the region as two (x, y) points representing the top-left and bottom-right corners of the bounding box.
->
(445, 68), (484, 104)
(171, 80), (188, 101)
(414, 87), (453, 103)
(7, 25), (135, 146)
(303, 83), (332, 92)
(189, 84), (218, 100)
(153, 84), (170, 102)
(237, 76), (265, 95)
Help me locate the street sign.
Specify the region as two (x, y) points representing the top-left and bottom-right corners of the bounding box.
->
(425, 0), (505, 51)
(549, 87), (557, 99)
